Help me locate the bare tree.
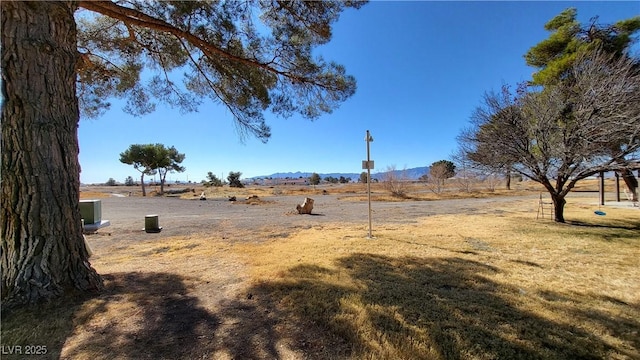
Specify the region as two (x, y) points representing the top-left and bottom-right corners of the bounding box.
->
(483, 173), (502, 192)
(425, 165), (443, 194)
(426, 160), (455, 194)
(460, 50), (640, 222)
(382, 165), (409, 197)
(458, 84), (520, 191)
(451, 147), (478, 193)
(456, 171), (478, 193)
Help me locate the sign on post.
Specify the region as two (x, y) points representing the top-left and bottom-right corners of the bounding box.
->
(362, 160), (375, 170)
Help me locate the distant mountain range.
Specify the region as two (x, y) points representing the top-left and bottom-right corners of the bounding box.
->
(252, 166), (430, 181)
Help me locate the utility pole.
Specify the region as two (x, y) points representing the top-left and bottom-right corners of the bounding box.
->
(364, 130), (374, 238)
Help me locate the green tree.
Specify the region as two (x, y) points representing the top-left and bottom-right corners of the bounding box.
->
(324, 176), (339, 184)
(120, 143), (185, 195)
(309, 173), (321, 186)
(525, 8), (640, 86)
(105, 178), (117, 186)
(227, 171), (244, 188)
(359, 171), (368, 183)
(119, 144), (159, 196)
(206, 172), (224, 187)
(2, 1), (364, 305)
(156, 145), (186, 195)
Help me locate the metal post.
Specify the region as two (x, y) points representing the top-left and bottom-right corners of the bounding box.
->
(366, 130), (373, 239)
(615, 172), (620, 202)
(599, 171), (605, 206)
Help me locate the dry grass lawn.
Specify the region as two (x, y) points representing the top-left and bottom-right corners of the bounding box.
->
(3, 182), (639, 359)
(231, 201), (639, 359)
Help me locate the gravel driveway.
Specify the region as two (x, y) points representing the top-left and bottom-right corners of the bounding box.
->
(87, 193), (544, 248)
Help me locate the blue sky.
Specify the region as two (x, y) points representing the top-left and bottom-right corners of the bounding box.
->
(78, 1), (639, 184)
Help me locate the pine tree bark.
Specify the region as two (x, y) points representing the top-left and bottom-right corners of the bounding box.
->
(1, 1), (103, 306)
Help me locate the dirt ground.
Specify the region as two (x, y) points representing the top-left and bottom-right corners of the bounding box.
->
(85, 186), (634, 267)
(79, 190), (551, 359)
(83, 188), (586, 306)
(87, 183), (634, 241)
(5, 185), (634, 359)
(86, 191), (544, 242)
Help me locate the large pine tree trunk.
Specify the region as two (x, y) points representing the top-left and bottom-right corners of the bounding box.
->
(1, 1), (103, 306)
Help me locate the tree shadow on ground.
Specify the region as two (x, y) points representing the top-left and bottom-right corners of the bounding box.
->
(567, 220), (640, 231)
(559, 219), (640, 242)
(2, 272), (221, 360)
(63, 272), (221, 359)
(224, 254), (638, 359)
(3, 256), (637, 359)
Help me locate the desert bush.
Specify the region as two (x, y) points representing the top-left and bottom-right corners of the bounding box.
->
(206, 172), (224, 187)
(227, 171), (244, 188)
(309, 173), (321, 186)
